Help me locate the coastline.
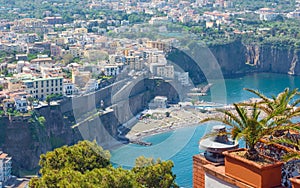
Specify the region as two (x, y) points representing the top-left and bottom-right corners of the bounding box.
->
(127, 121), (201, 141)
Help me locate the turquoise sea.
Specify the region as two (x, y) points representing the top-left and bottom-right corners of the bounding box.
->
(111, 73), (300, 188)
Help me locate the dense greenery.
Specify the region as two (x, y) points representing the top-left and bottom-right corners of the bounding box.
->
(29, 140), (177, 188)
(233, 0), (296, 12)
(45, 94), (63, 104)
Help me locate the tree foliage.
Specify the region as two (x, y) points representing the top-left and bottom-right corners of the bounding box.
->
(133, 157), (178, 188)
(29, 140), (177, 188)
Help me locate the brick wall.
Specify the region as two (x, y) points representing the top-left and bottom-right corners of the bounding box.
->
(193, 154), (210, 188)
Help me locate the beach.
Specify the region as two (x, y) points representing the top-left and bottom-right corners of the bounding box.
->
(124, 104), (225, 141)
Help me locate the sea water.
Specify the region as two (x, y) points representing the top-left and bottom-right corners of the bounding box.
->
(111, 73), (300, 188)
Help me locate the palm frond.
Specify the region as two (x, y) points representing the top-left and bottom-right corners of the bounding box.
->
(282, 152), (300, 161)
(244, 88), (271, 103)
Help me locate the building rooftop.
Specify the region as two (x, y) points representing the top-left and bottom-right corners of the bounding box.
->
(0, 152), (8, 159)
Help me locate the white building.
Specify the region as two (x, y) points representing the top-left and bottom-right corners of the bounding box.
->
(63, 80), (79, 96)
(103, 65), (120, 76)
(287, 10), (300, 19)
(259, 13), (277, 21)
(257, 8), (278, 21)
(175, 72), (190, 86)
(23, 77), (63, 100)
(147, 52), (166, 64)
(149, 17), (170, 25)
(149, 96), (168, 109)
(150, 63), (174, 79)
(0, 151), (12, 187)
(14, 96), (28, 113)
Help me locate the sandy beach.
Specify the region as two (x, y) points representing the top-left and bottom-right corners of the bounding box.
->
(124, 104), (225, 141)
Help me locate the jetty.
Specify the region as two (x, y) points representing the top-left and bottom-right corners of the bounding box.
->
(188, 83), (213, 96)
(187, 93), (207, 96)
(129, 139), (152, 146)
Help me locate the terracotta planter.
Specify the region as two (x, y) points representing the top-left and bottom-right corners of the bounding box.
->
(290, 176), (300, 188)
(222, 148), (283, 188)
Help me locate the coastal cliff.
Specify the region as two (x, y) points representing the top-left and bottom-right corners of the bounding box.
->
(245, 44), (300, 75)
(0, 108), (82, 176)
(167, 40), (300, 84)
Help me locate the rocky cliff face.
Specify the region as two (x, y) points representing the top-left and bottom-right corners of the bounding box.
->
(0, 109), (82, 176)
(245, 44), (300, 75)
(168, 40), (300, 83)
(212, 41), (300, 76)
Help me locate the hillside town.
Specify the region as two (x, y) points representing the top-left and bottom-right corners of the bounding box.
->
(1, 0), (300, 187)
(0, 0), (300, 116)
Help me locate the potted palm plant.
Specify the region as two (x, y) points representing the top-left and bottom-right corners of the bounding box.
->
(200, 88), (300, 187)
(242, 88), (300, 136)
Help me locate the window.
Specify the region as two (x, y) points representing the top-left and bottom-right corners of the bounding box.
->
(51, 88), (53, 91)
(55, 88), (58, 91)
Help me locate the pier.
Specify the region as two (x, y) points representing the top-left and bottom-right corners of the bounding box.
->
(129, 139), (152, 146)
(188, 83), (213, 96)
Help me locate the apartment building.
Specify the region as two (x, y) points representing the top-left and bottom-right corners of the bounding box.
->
(23, 77), (63, 100)
(103, 65), (120, 76)
(150, 63), (174, 79)
(0, 151), (12, 187)
(30, 57), (53, 71)
(14, 96), (28, 113)
(63, 79), (79, 96)
(69, 46), (83, 58)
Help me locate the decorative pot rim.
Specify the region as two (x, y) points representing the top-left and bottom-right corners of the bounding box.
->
(222, 148), (283, 170)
